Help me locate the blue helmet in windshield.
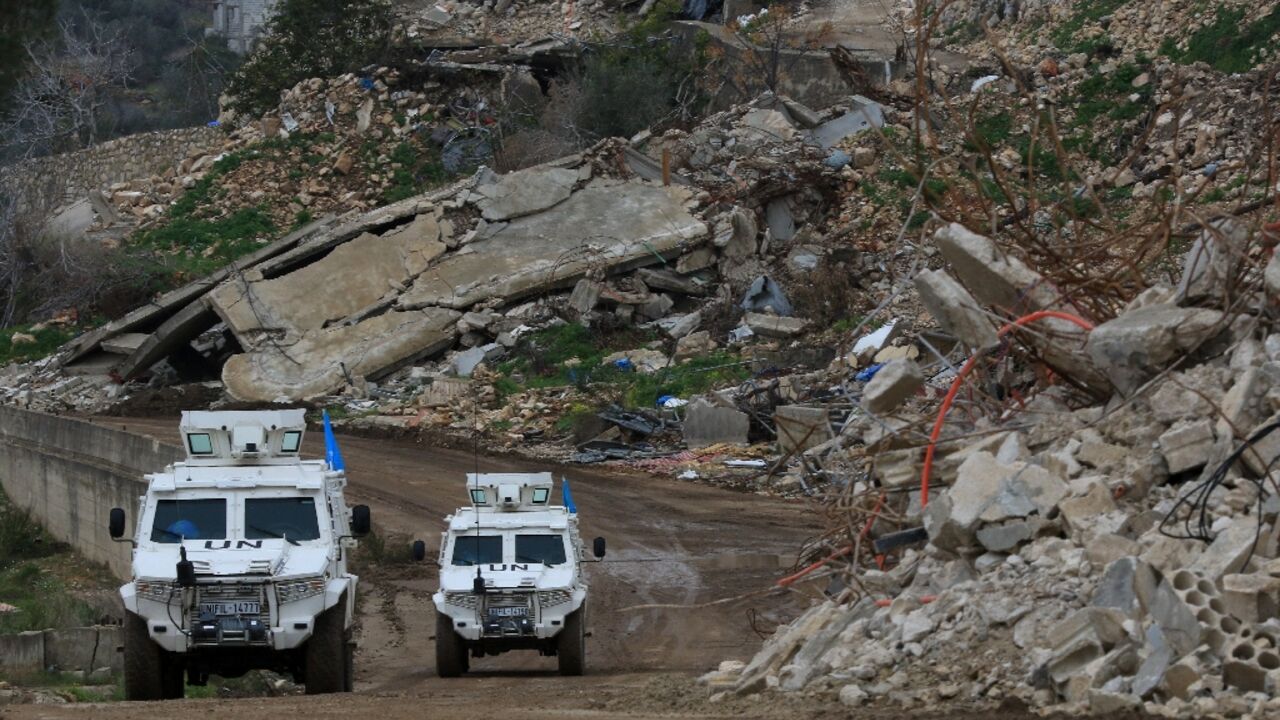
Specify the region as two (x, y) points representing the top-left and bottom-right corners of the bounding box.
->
(166, 519), (200, 540)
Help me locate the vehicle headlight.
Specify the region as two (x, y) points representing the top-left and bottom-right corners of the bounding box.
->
(276, 576), (326, 604)
(444, 592), (479, 610)
(537, 589), (573, 607)
(136, 581), (177, 602)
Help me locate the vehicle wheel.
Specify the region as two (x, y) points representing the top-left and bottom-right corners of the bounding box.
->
(557, 609), (585, 676)
(435, 612), (466, 678)
(305, 598), (350, 695)
(161, 660), (185, 699)
(343, 640), (355, 692)
(123, 612), (166, 701)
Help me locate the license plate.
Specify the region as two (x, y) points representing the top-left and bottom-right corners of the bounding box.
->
(489, 606), (527, 618)
(200, 601), (260, 616)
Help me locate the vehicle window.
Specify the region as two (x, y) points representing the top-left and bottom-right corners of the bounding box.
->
(151, 499), (226, 543)
(187, 433), (213, 455)
(515, 535), (566, 565)
(245, 498), (321, 541)
(281, 431), (302, 453)
(451, 536), (503, 566)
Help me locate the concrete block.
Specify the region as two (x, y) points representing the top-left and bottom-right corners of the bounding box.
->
(1045, 607), (1131, 686)
(1176, 219), (1249, 305)
(913, 269), (998, 351)
(684, 399), (749, 448)
(862, 359), (924, 414)
(1058, 483), (1118, 535)
(925, 451), (1066, 551)
(1152, 568), (1237, 657)
(1161, 657), (1202, 700)
(975, 517), (1047, 552)
(1223, 637), (1280, 692)
(773, 406), (833, 454)
(1157, 419), (1216, 474)
(1091, 557), (1157, 619)
(1222, 573), (1280, 623)
(1132, 624), (1171, 698)
(0, 631), (45, 670)
(1084, 533), (1141, 568)
(1189, 518), (1261, 582)
(743, 312), (809, 339)
(1085, 304), (1226, 396)
(568, 279), (602, 314)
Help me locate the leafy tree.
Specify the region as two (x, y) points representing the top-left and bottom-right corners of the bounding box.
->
(226, 0), (395, 117)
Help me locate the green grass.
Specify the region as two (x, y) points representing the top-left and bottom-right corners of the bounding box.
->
(129, 150), (277, 279)
(493, 324), (750, 410)
(1165, 7), (1280, 73)
(1072, 63), (1150, 127)
(0, 492), (100, 634)
(0, 325), (77, 366)
(382, 142), (448, 204)
(619, 351), (751, 408)
(1049, 0), (1127, 54)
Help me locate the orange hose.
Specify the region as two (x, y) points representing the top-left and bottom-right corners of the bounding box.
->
(875, 595), (936, 608)
(778, 310), (1095, 590)
(918, 310), (1095, 507)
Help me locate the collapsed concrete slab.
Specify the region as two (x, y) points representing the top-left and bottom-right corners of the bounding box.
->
(399, 181), (708, 310)
(913, 269), (998, 351)
(932, 223), (1109, 394)
(473, 165), (580, 221)
(209, 218), (447, 341)
(1085, 304), (1225, 395)
(63, 215), (338, 371)
(221, 308), (461, 402)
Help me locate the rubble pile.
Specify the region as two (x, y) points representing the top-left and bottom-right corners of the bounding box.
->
(0, 91), (889, 431)
(935, 0), (1280, 74)
(702, 217), (1280, 716)
(399, 0), (622, 41)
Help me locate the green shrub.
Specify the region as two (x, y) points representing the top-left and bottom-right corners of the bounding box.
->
(226, 0), (396, 117)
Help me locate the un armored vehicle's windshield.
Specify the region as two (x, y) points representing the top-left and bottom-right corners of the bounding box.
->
(515, 535), (567, 565)
(149, 496), (322, 543)
(452, 536), (502, 565)
(151, 499), (227, 542)
(245, 498), (321, 541)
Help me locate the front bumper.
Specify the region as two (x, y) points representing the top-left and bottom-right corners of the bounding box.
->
(433, 590), (581, 642)
(124, 582), (331, 654)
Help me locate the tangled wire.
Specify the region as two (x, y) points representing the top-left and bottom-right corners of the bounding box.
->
(1160, 419), (1280, 570)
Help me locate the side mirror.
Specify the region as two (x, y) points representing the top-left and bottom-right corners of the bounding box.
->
(592, 536), (606, 559)
(412, 540), (426, 562)
(351, 505), (371, 537)
(109, 508), (126, 539)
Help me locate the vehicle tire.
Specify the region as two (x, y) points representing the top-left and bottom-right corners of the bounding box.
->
(557, 609), (585, 676)
(435, 611), (466, 678)
(161, 660), (185, 699)
(305, 598), (350, 695)
(343, 640), (355, 692)
(123, 612), (165, 701)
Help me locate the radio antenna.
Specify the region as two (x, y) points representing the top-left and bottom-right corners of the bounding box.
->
(472, 382), (484, 595)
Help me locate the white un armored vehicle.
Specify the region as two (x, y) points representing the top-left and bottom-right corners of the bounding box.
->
(108, 409), (369, 700)
(421, 473), (604, 676)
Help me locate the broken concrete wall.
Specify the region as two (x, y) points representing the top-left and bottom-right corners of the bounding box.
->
(211, 163), (707, 401)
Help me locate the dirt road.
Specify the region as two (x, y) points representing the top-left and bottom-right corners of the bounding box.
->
(9, 416), (853, 718)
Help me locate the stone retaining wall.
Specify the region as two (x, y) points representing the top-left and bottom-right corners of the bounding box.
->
(0, 126), (225, 219)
